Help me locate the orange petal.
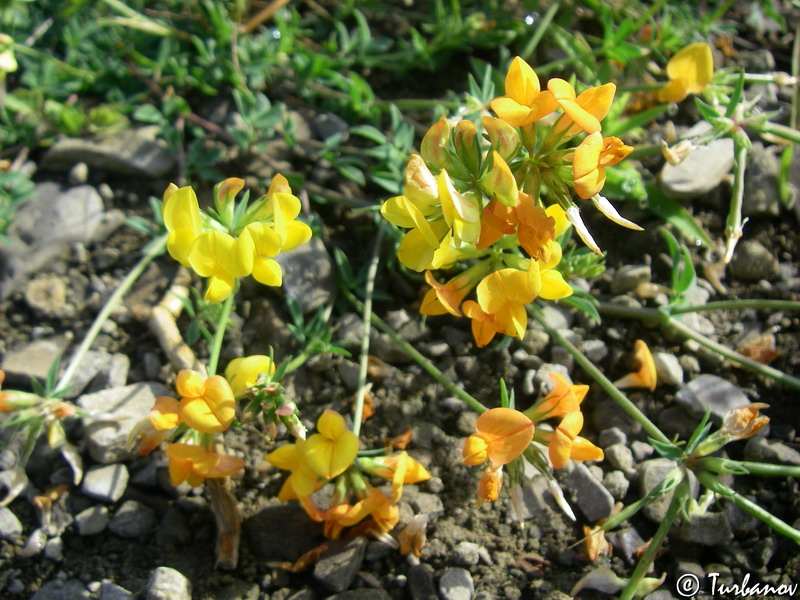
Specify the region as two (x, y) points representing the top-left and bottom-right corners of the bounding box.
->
(475, 407), (534, 465)
(150, 396), (180, 430)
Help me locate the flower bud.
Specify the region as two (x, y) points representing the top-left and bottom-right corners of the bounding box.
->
(482, 116), (521, 162)
(453, 120), (480, 175)
(420, 118), (451, 170)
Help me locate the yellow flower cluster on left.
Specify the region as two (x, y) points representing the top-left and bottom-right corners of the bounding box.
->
(163, 175), (312, 303)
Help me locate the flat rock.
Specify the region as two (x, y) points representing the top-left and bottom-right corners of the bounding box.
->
(408, 564), (437, 600)
(1, 336), (71, 385)
(661, 123), (734, 199)
(245, 504), (322, 562)
(42, 127), (175, 177)
(31, 579), (92, 600)
(313, 535), (367, 592)
(109, 500), (156, 538)
(63, 350), (130, 399)
(275, 236), (335, 313)
(653, 352), (683, 386)
(730, 240), (779, 281)
(78, 382), (172, 464)
(24, 276), (69, 318)
(679, 512), (733, 545)
(142, 566), (192, 600)
(563, 463), (615, 522)
(81, 464), (129, 503)
(98, 582), (134, 600)
(744, 437), (800, 466)
(675, 374), (749, 423)
(75, 505), (110, 535)
(637, 458), (699, 522)
(611, 265), (651, 294)
(0, 506), (23, 540)
(439, 567), (474, 600)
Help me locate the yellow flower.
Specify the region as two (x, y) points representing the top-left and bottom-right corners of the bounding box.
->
(301, 409), (360, 480)
(175, 370), (236, 434)
(720, 403), (770, 441)
(658, 43), (713, 103)
(188, 230), (254, 303)
(476, 462), (503, 507)
(474, 267), (541, 341)
(420, 261), (491, 317)
(364, 451), (431, 485)
(613, 339), (657, 391)
(224, 355), (276, 399)
(525, 373), (589, 422)
(490, 57), (558, 127)
(573, 132), (634, 200)
(162, 184), (202, 267)
(548, 79), (616, 135)
(0, 34), (17, 79)
(150, 396), (181, 430)
(544, 411), (604, 469)
(462, 407), (535, 466)
(166, 443), (244, 487)
(532, 242), (574, 301)
(266, 440), (320, 500)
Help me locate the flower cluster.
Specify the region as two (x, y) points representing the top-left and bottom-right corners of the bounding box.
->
(382, 56), (636, 347)
(462, 373), (603, 505)
(267, 410), (430, 540)
(163, 175), (312, 303)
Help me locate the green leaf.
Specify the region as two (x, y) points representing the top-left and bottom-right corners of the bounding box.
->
(684, 408), (712, 455)
(603, 103), (670, 138)
(559, 295), (601, 325)
(779, 146), (796, 209)
(694, 97), (722, 122)
(725, 70), (745, 119)
(133, 104), (165, 125)
(644, 183), (713, 249)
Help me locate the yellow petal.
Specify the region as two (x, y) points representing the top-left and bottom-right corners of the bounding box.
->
(178, 375), (235, 434)
(398, 228), (436, 272)
(506, 56), (540, 105)
(490, 97), (535, 128)
(475, 407), (534, 465)
(176, 370), (205, 398)
(545, 204), (569, 237)
(252, 257), (282, 287)
(403, 155), (439, 210)
(657, 77), (689, 103)
(549, 78), (602, 134)
(381, 195), (417, 229)
(266, 443), (301, 471)
(204, 275), (235, 304)
(462, 433), (490, 465)
(302, 431), (358, 479)
(150, 396), (180, 430)
(570, 437), (604, 463)
(539, 269), (573, 300)
(667, 43), (713, 94)
(245, 222), (282, 258)
(225, 355), (275, 398)
(282, 220), (312, 251)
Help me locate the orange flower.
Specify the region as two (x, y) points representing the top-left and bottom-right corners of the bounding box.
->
(397, 514), (429, 557)
(166, 443), (244, 487)
(720, 403), (770, 440)
(543, 411), (604, 469)
(548, 79), (616, 135)
(476, 462), (503, 507)
(490, 57), (558, 127)
(175, 370), (236, 434)
(462, 407), (535, 466)
(613, 340), (657, 391)
(573, 133), (634, 200)
(420, 261), (490, 317)
(0, 370), (13, 412)
(525, 373), (589, 422)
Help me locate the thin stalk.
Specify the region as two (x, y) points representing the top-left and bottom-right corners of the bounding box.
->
(619, 479), (686, 600)
(207, 294), (234, 377)
(352, 227), (384, 437)
(626, 0), (669, 39)
(670, 299), (800, 314)
(519, 0), (561, 61)
(530, 307), (670, 444)
(340, 287), (487, 415)
(702, 0), (736, 28)
(697, 456), (800, 479)
(696, 469), (800, 544)
(57, 234), (167, 392)
(723, 133), (749, 263)
(666, 317), (800, 391)
(751, 121), (800, 145)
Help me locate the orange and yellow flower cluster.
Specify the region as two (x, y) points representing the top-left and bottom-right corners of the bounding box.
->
(382, 56), (637, 347)
(462, 373), (603, 505)
(163, 175), (312, 303)
(267, 410), (430, 540)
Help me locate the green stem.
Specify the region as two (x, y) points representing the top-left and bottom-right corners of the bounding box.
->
(619, 479), (687, 600)
(530, 307), (670, 444)
(519, 0), (561, 61)
(352, 227), (384, 437)
(702, 0), (736, 28)
(13, 44), (95, 80)
(723, 133), (749, 263)
(596, 302), (800, 391)
(627, 0), (670, 39)
(340, 287), (487, 415)
(56, 234), (167, 392)
(750, 121), (800, 145)
(671, 299), (800, 314)
(207, 294), (234, 377)
(698, 456), (800, 479)
(695, 469), (800, 544)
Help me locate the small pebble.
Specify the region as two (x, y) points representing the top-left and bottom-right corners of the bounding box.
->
(439, 567), (474, 600)
(598, 427), (627, 449)
(142, 567), (192, 600)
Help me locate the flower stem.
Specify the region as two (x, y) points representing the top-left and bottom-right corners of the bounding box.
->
(530, 306), (670, 444)
(56, 233), (167, 393)
(207, 294), (234, 377)
(670, 299), (800, 314)
(619, 478), (686, 600)
(340, 287), (487, 415)
(698, 456), (800, 478)
(353, 227), (384, 437)
(723, 132), (749, 263)
(695, 468), (800, 544)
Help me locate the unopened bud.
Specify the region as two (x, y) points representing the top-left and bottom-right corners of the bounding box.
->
(661, 139), (694, 165)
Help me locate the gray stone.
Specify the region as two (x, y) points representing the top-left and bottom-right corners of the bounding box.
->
(598, 427), (627, 448)
(521, 328), (550, 356)
(216, 581), (260, 600)
(631, 441), (655, 462)
(68, 162), (89, 185)
(744, 437), (800, 466)
(328, 591), (392, 600)
(605, 444), (635, 473)
(591, 398), (642, 436)
(275, 237), (335, 313)
(563, 463), (615, 522)
(410, 492), (444, 516)
(510, 477), (559, 522)
(336, 359), (360, 391)
(675, 374), (749, 423)
(0, 506), (23, 541)
(384, 309), (424, 342)
(75, 506), (110, 535)
(730, 240), (779, 281)
(98, 582), (134, 600)
(42, 128), (175, 177)
(108, 500), (156, 538)
(79, 382), (172, 464)
(653, 352), (683, 386)
(550, 345), (574, 371)
(82, 464), (129, 503)
(142, 566), (192, 600)
(25, 277), (68, 317)
(408, 564), (437, 600)
(452, 541), (481, 567)
(64, 351), (130, 399)
(439, 567), (474, 600)
(611, 265), (651, 294)
(679, 512), (733, 545)
(245, 504), (322, 562)
(1, 336), (71, 385)
(637, 458), (699, 522)
(743, 143), (781, 217)
(19, 528), (47, 557)
(607, 527), (646, 565)
(534, 364), (570, 395)
(603, 470), (630, 500)
(583, 339), (608, 362)
(31, 579), (92, 600)
(539, 305), (572, 330)
(44, 536), (63, 561)
(661, 125), (734, 199)
(313, 112), (349, 141)
(313, 536), (367, 592)
(0, 183), (106, 297)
